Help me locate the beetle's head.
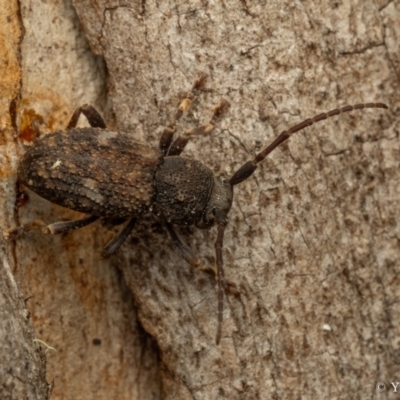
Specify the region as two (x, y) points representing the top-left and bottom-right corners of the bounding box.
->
(196, 177), (233, 229)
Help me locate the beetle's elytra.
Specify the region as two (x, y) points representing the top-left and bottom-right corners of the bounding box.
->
(19, 128), (162, 218)
(5, 73), (388, 344)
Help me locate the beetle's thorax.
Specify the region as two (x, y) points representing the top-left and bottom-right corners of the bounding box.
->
(154, 156), (214, 226)
(154, 156), (233, 228)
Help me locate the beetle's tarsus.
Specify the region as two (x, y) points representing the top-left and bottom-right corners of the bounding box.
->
(3, 219), (47, 239)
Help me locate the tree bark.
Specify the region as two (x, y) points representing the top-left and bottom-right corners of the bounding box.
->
(0, 1), (50, 399)
(2, 0), (400, 399)
(1, 0), (160, 399)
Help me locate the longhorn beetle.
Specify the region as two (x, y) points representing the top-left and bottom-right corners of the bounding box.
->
(4, 73), (388, 344)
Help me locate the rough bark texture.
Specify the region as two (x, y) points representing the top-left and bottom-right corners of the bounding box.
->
(0, 1), (50, 399)
(1, 0), (400, 399)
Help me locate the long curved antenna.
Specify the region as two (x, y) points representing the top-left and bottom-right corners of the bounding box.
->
(214, 209), (228, 345)
(230, 102), (388, 186)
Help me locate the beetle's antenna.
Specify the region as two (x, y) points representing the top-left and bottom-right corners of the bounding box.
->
(229, 102), (388, 186)
(214, 209), (228, 345)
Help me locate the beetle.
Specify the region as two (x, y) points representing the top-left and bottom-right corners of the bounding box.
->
(5, 73), (388, 344)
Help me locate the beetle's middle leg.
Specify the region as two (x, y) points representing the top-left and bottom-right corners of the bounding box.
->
(101, 218), (136, 259)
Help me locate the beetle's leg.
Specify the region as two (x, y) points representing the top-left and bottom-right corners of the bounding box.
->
(3, 219), (47, 239)
(198, 264), (240, 297)
(3, 215), (98, 239)
(166, 223), (240, 298)
(44, 215), (99, 234)
(213, 209), (228, 345)
(101, 218), (136, 259)
(159, 73), (208, 155)
(168, 99), (230, 156)
(165, 222), (201, 267)
(67, 104), (106, 129)
(102, 216), (128, 228)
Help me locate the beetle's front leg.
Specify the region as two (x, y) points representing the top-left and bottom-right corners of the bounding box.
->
(166, 222), (240, 318)
(159, 72), (208, 155)
(165, 222), (201, 267)
(168, 100), (230, 156)
(198, 264), (240, 297)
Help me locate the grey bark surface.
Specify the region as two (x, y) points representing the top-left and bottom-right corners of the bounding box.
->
(1, 0), (400, 399)
(71, 0), (400, 398)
